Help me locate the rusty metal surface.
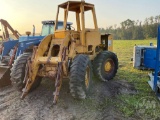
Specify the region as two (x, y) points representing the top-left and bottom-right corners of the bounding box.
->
(0, 19), (21, 40)
(0, 66), (11, 88)
(8, 45), (18, 66)
(53, 47), (67, 104)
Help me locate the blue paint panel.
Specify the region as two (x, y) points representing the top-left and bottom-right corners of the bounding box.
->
(154, 25), (160, 91)
(1, 40), (18, 55)
(15, 36), (45, 58)
(144, 48), (156, 69)
(18, 36), (44, 42)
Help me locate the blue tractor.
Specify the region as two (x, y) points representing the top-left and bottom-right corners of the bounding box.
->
(0, 20), (72, 87)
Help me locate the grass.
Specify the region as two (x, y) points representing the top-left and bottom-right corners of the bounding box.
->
(43, 39), (159, 119)
(113, 39), (160, 118)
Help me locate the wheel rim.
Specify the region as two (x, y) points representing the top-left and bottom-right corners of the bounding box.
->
(85, 66), (90, 89)
(104, 59), (114, 72)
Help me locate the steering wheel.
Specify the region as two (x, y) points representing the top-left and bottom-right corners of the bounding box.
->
(66, 25), (75, 31)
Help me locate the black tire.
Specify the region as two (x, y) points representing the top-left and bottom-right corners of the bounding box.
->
(10, 53), (42, 91)
(69, 54), (92, 99)
(93, 51), (118, 81)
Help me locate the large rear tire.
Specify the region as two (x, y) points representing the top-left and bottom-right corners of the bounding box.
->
(93, 51), (118, 81)
(10, 53), (42, 91)
(69, 54), (92, 99)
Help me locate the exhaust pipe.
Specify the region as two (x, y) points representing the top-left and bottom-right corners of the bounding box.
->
(33, 25), (35, 36)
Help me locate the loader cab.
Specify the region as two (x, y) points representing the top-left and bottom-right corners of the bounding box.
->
(41, 20), (72, 36)
(54, 1), (101, 54)
(41, 21), (55, 36)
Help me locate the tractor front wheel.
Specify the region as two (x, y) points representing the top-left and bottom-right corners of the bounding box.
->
(10, 53), (42, 91)
(69, 54), (92, 99)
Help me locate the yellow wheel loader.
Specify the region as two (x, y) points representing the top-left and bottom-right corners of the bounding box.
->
(11, 1), (118, 104)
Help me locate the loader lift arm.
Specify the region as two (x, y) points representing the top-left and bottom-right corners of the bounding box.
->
(0, 19), (21, 40)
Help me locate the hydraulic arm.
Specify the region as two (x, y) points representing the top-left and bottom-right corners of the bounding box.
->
(0, 19), (21, 40)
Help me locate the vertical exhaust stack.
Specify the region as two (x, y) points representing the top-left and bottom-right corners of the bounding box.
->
(33, 25), (35, 36)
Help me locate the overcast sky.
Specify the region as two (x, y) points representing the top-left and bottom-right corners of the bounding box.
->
(0, 0), (160, 33)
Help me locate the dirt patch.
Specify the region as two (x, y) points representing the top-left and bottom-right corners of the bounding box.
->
(0, 68), (11, 88)
(0, 78), (137, 120)
(92, 79), (136, 98)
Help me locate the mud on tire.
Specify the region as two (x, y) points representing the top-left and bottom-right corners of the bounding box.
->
(10, 53), (42, 91)
(69, 54), (92, 99)
(93, 51), (118, 81)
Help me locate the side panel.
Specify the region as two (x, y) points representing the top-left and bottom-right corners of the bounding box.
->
(144, 48), (156, 69)
(133, 46), (143, 68)
(86, 31), (101, 54)
(86, 31), (101, 45)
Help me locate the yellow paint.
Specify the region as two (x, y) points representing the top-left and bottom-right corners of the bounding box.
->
(104, 61), (112, 72)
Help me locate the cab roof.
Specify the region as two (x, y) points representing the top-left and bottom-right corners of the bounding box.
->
(42, 20), (72, 25)
(58, 1), (94, 12)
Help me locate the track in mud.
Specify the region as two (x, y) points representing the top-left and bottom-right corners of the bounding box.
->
(0, 78), (137, 120)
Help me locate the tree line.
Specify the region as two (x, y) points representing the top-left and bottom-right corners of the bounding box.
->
(99, 15), (160, 40)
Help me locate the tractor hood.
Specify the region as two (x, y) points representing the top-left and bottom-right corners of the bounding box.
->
(18, 35), (45, 42)
(16, 35), (46, 58)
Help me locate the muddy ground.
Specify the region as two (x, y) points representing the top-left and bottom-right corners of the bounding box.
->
(0, 78), (138, 120)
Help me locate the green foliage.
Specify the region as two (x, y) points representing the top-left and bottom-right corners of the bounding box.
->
(99, 15), (160, 40)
